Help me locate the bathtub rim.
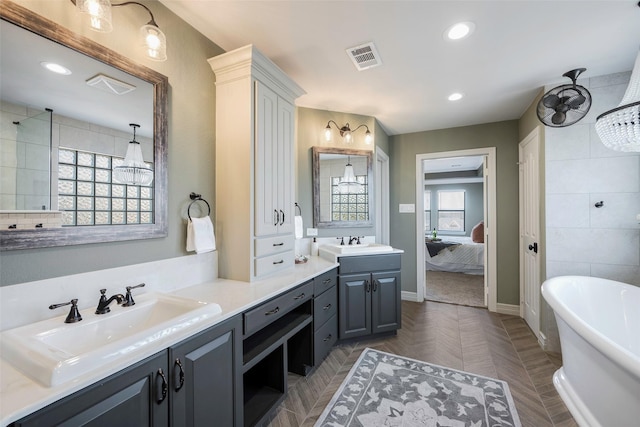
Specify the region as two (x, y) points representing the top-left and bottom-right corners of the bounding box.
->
(541, 275), (640, 379)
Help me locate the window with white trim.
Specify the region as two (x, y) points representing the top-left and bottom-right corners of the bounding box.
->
(437, 190), (465, 232)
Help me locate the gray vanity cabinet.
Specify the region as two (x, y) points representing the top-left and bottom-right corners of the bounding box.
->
(11, 317), (242, 427)
(313, 268), (338, 364)
(338, 254), (401, 340)
(169, 315), (243, 427)
(10, 351), (170, 427)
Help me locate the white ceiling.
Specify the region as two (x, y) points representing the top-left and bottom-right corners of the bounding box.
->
(160, 0), (640, 136)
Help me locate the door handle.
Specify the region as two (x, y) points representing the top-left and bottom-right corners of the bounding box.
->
(528, 242), (538, 253)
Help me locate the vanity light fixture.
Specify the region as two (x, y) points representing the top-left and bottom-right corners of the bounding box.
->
(113, 123), (154, 186)
(338, 156), (363, 194)
(72, 0), (167, 61)
(324, 120), (373, 145)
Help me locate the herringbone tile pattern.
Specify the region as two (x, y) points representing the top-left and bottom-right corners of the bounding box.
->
(266, 300), (577, 427)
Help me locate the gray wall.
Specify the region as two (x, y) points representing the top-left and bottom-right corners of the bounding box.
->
(1, 0), (224, 286)
(424, 182), (484, 236)
(389, 121), (521, 305)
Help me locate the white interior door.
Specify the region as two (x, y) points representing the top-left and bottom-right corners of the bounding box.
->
(519, 128), (541, 338)
(482, 156), (489, 307)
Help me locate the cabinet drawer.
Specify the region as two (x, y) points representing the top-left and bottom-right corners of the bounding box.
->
(314, 268), (337, 296)
(314, 315), (337, 365)
(313, 285), (337, 331)
(255, 235), (294, 257)
(244, 280), (313, 336)
(254, 250), (294, 277)
(338, 253), (401, 274)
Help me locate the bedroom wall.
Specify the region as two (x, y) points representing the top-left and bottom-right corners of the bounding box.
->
(542, 70), (640, 351)
(424, 182), (483, 236)
(389, 120), (520, 305)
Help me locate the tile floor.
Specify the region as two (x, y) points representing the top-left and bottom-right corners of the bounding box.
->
(266, 300), (577, 427)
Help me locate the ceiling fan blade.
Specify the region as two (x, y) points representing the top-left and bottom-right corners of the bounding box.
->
(543, 94), (560, 108)
(551, 111), (566, 125)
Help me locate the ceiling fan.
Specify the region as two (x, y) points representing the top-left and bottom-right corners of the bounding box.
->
(537, 68), (592, 127)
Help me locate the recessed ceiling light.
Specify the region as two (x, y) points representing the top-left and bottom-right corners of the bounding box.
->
(448, 92), (464, 101)
(40, 61), (72, 75)
(444, 22), (476, 41)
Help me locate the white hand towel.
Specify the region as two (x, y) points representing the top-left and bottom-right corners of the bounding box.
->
(294, 215), (303, 239)
(186, 216), (216, 254)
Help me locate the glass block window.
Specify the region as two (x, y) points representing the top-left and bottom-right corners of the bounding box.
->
(58, 148), (153, 226)
(330, 175), (368, 221)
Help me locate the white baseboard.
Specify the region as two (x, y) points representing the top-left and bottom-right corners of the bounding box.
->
(401, 291), (420, 302)
(496, 303), (521, 316)
(538, 331), (548, 350)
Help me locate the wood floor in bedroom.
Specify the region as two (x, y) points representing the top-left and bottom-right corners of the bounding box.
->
(266, 300), (577, 427)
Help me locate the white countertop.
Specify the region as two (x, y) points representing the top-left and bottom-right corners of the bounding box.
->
(0, 256), (338, 426)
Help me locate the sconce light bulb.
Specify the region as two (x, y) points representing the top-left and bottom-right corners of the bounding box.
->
(324, 125), (332, 141)
(343, 131), (353, 143)
(365, 130), (373, 145)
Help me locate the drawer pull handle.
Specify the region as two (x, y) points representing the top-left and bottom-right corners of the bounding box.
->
(294, 293), (305, 300)
(322, 278), (332, 284)
(273, 242), (284, 246)
(273, 260), (284, 265)
(156, 368), (168, 404)
(323, 334), (332, 342)
(265, 307), (280, 315)
(323, 303), (332, 311)
(174, 358), (185, 392)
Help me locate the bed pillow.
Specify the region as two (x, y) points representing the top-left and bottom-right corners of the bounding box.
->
(471, 221), (484, 243)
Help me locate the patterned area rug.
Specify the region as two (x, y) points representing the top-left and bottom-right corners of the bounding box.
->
(315, 348), (521, 427)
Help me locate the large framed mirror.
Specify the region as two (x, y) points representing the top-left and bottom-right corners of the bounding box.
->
(0, 2), (168, 250)
(312, 146), (374, 228)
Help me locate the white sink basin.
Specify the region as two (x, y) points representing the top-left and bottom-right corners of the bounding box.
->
(320, 243), (394, 255)
(0, 292), (222, 387)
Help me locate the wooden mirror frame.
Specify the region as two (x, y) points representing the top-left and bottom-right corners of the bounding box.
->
(0, 1), (168, 251)
(312, 146), (374, 228)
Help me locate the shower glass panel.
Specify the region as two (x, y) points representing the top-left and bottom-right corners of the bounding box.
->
(14, 108), (52, 210)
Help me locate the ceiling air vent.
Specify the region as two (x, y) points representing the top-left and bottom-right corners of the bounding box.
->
(86, 74), (136, 95)
(346, 42), (382, 71)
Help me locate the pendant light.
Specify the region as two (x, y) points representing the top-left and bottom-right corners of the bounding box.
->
(595, 48), (640, 152)
(338, 156), (362, 193)
(113, 123), (153, 186)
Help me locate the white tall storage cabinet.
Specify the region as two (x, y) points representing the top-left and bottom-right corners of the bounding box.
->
(208, 45), (305, 282)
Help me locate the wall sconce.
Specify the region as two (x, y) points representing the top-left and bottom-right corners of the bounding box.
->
(71, 0), (167, 61)
(324, 120), (373, 144)
(113, 123), (154, 186)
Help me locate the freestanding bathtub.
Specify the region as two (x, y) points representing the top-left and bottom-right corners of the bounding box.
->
(541, 276), (640, 427)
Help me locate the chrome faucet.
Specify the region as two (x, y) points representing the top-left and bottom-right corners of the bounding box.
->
(95, 289), (125, 314)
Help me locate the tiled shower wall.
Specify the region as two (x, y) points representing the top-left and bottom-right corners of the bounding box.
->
(543, 71), (640, 349)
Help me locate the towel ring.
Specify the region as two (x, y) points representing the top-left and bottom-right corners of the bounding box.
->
(188, 192), (211, 221)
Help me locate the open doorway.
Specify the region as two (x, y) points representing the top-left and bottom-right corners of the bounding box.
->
(415, 148), (497, 312)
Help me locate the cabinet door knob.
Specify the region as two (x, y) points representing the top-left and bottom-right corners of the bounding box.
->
(156, 368), (168, 404)
(173, 358), (185, 392)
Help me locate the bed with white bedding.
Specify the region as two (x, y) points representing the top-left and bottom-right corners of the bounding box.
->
(425, 235), (484, 275)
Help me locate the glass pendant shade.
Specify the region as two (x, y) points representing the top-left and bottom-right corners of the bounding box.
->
(595, 49), (640, 152)
(338, 160), (362, 193)
(76, 0), (112, 32)
(141, 24), (167, 61)
(113, 125), (154, 186)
